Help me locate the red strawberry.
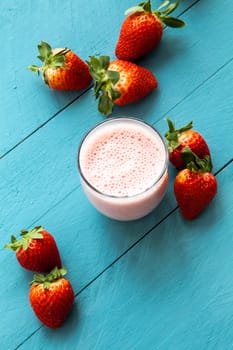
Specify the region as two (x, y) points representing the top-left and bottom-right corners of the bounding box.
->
(165, 118), (211, 170)
(174, 147), (217, 220)
(4, 226), (62, 273)
(86, 55), (158, 116)
(28, 41), (92, 90)
(115, 0), (185, 61)
(29, 267), (74, 328)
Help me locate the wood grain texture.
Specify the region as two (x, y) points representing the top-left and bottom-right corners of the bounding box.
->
(17, 163), (233, 349)
(0, 0), (233, 349)
(0, 0), (192, 157)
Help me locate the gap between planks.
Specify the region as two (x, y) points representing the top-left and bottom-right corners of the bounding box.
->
(14, 157), (233, 349)
(0, 86), (93, 160)
(1, 0), (200, 161)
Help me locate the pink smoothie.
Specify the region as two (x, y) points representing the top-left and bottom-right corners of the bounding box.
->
(78, 117), (168, 221)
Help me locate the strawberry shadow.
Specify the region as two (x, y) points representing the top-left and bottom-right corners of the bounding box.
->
(42, 299), (80, 337)
(138, 34), (187, 72)
(112, 88), (160, 121)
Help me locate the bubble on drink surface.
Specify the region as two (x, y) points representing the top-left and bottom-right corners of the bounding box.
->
(81, 127), (165, 197)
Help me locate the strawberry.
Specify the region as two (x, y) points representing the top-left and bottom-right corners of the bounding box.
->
(174, 147), (217, 220)
(115, 0), (185, 61)
(4, 226), (62, 273)
(86, 55), (158, 116)
(28, 41), (92, 90)
(29, 267), (74, 328)
(165, 118), (211, 170)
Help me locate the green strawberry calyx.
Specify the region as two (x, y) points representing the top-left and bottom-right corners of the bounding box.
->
(125, 0), (186, 28)
(181, 147), (213, 173)
(164, 117), (193, 153)
(30, 267), (67, 289)
(86, 55), (121, 116)
(4, 226), (44, 251)
(28, 41), (70, 82)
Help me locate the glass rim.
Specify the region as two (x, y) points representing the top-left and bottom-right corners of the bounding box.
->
(77, 116), (168, 199)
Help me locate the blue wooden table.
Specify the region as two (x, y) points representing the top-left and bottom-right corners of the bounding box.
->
(1, 0), (233, 349)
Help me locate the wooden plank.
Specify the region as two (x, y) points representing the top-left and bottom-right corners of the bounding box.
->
(1, 0), (232, 234)
(1, 53), (232, 239)
(1, 0), (233, 348)
(1, 43), (233, 350)
(0, 0), (191, 156)
(16, 162), (233, 349)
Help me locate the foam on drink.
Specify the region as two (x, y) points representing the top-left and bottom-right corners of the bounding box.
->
(78, 117), (168, 221)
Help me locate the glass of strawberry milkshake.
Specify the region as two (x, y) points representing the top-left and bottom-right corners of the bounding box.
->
(78, 117), (168, 221)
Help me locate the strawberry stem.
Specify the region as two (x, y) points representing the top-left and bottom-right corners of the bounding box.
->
(181, 147), (213, 173)
(86, 56), (121, 116)
(30, 267), (67, 289)
(4, 226), (44, 251)
(28, 41), (70, 81)
(125, 0), (151, 15)
(155, 0), (186, 27)
(164, 118), (193, 152)
(125, 0), (186, 28)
